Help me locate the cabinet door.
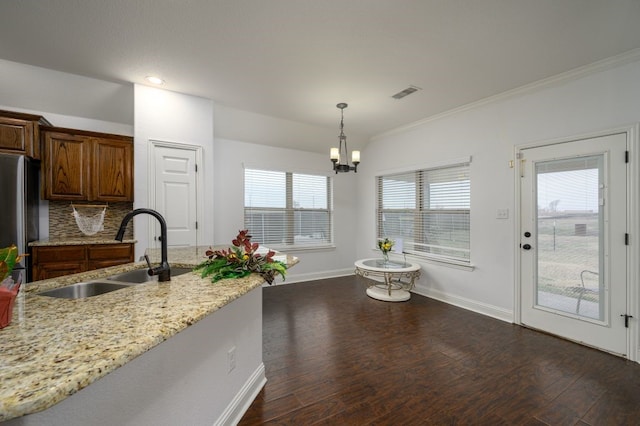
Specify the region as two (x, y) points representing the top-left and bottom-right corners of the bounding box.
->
(43, 132), (90, 200)
(92, 138), (133, 201)
(31, 245), (88, 280)
(87, 243), (134, 266)
(0, 116), (34, 157)
(33, 262), (86, 281)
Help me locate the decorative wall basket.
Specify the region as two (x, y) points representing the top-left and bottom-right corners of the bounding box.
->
(72, 204), (107, 236)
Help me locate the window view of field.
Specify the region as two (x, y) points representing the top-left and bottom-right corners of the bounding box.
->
(536, 159), (602, 321)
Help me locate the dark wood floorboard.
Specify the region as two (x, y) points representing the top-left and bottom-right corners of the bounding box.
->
(239, 276), (640, 425)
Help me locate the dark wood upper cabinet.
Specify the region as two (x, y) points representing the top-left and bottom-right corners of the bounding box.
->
(0, 110), (51, 159)
(41, 126), (133, 201)
(43, 131), (89, 200)
(92, 137), (133, 201)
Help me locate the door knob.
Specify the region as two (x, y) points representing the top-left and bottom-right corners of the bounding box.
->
(522, 244), (532, 250)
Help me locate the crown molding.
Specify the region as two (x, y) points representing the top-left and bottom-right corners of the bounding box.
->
(372, 48), (640, 141)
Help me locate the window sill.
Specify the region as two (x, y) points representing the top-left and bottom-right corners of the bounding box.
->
(380, 251), (476, 271)
(270, 245), (336, 253)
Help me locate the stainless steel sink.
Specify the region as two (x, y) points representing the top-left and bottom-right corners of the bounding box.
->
(106, 267), (193, 283)
(37, 267), (194, 299)
(38, 282), (131, 299)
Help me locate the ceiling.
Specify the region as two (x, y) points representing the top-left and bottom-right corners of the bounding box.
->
(1, 0), (640, 144)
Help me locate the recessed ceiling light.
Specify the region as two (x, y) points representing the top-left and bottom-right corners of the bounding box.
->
(145, 76), (165, 85)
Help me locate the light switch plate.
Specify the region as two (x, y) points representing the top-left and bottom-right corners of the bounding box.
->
(496, 209), (509, 219)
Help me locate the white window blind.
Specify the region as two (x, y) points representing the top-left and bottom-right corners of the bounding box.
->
(245, 168), (333, 249)
(377, 162), (471, 262)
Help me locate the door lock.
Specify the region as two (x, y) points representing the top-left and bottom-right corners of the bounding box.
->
(524, 232), (531, 238)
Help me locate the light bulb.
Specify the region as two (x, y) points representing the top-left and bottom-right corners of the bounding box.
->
(330, 147), (339, 161)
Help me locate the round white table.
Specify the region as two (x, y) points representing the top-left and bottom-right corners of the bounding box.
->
(354, 258), (421, 302)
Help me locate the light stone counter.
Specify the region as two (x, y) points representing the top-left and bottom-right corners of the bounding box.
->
(0, 246), (297, 422)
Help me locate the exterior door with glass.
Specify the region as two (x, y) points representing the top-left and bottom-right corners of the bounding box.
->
(519, 133), (628, 356)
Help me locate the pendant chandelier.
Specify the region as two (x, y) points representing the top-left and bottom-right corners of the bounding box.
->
(330, 103), (360, 173)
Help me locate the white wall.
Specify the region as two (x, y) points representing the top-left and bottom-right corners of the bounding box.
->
(214, 103), (368, 153)
(133, 84), (215, 259)
(357, 57), (640, 321)
(0, 59), (133, 125)
(0, 106), (132, 136)
(214, 138), (358, 282)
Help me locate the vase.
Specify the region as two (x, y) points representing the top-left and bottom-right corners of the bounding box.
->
(382, 252), (389, 263)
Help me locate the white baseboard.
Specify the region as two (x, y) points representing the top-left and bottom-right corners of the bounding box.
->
(273, 271), (514, 324)
(412, 285), (514, 323)
(214, 363), (267, 426)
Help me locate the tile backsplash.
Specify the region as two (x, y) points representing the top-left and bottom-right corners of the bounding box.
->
(48, 201), (134, 239)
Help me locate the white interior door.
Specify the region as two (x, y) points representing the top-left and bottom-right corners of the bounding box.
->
(519, 133), (628, 356)
(153, 145), (198, 247)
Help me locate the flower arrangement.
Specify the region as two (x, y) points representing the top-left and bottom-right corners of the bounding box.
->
(1, 245), (23, 328)
(1, 245), (23, 289)
(194, 230), (287, 284)
(377, 237), (394, 261)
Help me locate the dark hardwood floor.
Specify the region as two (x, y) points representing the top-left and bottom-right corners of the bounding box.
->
(239, 276), (640, 425)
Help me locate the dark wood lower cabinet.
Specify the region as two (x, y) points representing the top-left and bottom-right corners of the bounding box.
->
(87, 244), (134, 270)
(32, 261), (86, 281)
(32, 243), (134, 281)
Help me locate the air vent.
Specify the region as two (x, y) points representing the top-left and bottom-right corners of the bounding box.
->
(391, 85), (421, 100)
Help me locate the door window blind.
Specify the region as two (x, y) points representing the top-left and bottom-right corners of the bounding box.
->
(377, 163), (470, 262)
(245, 168), (333, 249)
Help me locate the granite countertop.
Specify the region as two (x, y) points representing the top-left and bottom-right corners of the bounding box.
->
(0, 246), (297, 422)
(29, 238), (137, 246)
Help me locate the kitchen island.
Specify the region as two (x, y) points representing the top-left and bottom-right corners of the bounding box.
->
(0, 246), (297, 425)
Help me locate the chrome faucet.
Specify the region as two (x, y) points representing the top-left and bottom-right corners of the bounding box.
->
(115, 208), (171, 282)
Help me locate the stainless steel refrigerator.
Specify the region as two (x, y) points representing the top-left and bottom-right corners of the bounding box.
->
(0, 153), (40, 283)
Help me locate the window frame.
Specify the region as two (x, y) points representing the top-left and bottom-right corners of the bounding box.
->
(244, 167), (334, 251)
(376, 158), (471, 265)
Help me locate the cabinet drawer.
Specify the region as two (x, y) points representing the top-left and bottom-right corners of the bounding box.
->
(33, 246), (86, 262)
(31, 243), (134, 281)
(33, 262), (86, 281)
(0, 111), (49, 159)
(88, 244), (133, 261)
(0, 117), (29, 152)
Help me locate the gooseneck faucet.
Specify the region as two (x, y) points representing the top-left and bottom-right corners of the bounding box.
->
(116, 208), (171, 282)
